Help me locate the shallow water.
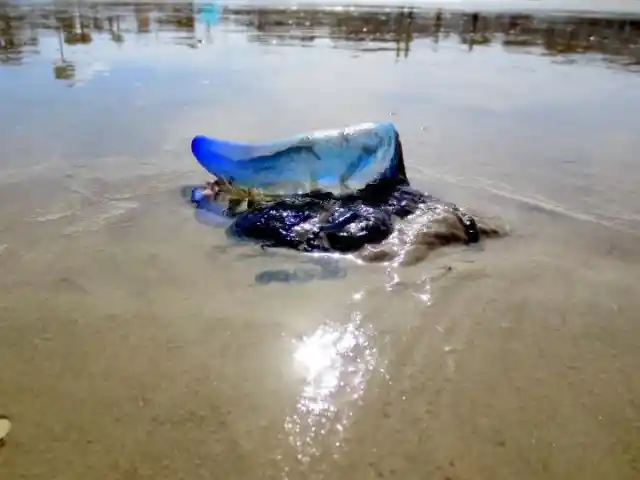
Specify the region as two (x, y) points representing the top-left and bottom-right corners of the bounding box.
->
(1, 2), (640, 479)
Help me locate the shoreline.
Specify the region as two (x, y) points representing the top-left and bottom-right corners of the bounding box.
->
(9, 0), (640, 15)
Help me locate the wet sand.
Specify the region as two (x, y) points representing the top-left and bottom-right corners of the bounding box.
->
(1, 2), (640, 479)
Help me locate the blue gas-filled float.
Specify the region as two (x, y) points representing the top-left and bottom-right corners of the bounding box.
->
(186, 122), (479, 253)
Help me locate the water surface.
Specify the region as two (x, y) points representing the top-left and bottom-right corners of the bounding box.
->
(1, 2), (640, 479)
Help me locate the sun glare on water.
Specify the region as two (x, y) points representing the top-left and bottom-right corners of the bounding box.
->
(285, 308), (381, 464)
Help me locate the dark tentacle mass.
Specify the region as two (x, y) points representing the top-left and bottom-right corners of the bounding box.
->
(227, 180), (480, 253)
(187, 130), (483, 254)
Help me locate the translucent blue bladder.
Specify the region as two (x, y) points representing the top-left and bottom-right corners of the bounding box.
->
(190, 122), (402, 194)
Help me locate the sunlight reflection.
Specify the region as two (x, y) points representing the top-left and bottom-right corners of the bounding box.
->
(283, 271), (441, 466)
(285, 310), (378, 464)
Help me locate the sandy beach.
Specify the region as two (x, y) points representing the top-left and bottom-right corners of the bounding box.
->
(1, 2), (640, 479)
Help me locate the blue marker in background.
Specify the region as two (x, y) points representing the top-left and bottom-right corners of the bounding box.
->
(199, 2), (221, 27)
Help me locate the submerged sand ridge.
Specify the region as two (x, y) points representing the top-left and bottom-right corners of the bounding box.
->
(357, 204), (507, 265)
